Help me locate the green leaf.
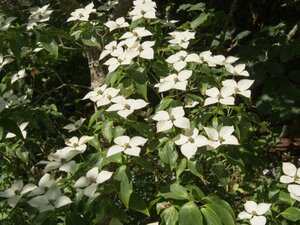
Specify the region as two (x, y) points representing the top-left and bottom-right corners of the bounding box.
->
(131, 68), (148, 100)
(81, 35), (101, 47)
(16, 148), (29, 164)
(65, 213), (87, 225)
(159, 183), (189, 200)
(159, 140), (178, 170)
(281, 207), (300, 221)
(176, 158), (187, 179)
(88, 110), (103, 128)
(151, 57), (169, 77)
(201, 207), (222, 225)
(129, 193), (150, 216)
(102, 120), (113, 143)
(129, 121), (153, 138)
(206, 203), (235, 225)
(161, 206), (179, 225)
(114, 165), (133, 208)
(279, 191), (296, 205)
(190, 13), (209, 29)
(178, 201), (203, 225)
(203, 194), (235, 219)
(234, 30), (251, 41)
(41, 39), (58, 59)
(9, 34), (25, 62)
(188, 160), (204, 180)
(156, 98), (174, 111)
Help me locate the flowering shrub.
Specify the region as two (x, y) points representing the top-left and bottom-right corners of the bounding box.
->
(0, 0), (299, 225)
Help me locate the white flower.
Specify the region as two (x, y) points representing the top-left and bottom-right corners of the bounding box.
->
(222, 79), (254, 98)
(28, 173), (56, 197)
(166, 51), (199, 71)
(147, 222), (159, 225)
(0, 90), (19, 112)
(204, 126), (239, 149)
(104, 17), (129, 32)
(6, 122), (29, 139)
(27, 4), (53, 30)
(198, 50), (213, 64)
(74, 167), (113, 197)
(0, 180), (36, 208)
(168, 31), (195, 49)
(204, 87), (235, 106)
(67, 2), (96, 22)
(225, 64), (249, 76)
(0, 53), (14, 71)
(280, 162), (300, 184)
(120, 27), (152, 45)
(133, 0), (157, 8)
(63, 118), (86, 133)
(209, 55), (239, 66)
(129, 2), (156, 21)
(238, 201), (271, 225)
(154, 70), (192, 92)
(174, 128), (208, 159)
(28, 187), (72, 212)
(184, 98), (199, 108)
(287, 184), (300, 201)
(0, 14), (16, 31)
(106, 96), (148, 118)
(63, 136), (94, 152)
(96, 87), (120, 107)
(104, 53), (133, 72)
(107, 136), (147, 157)
(127, 41), (155, 60)
(83, 84), (108, 102)
(11, 69), (27, 84)
(152, 106), (190, 132)
(99, 41), (125, 60)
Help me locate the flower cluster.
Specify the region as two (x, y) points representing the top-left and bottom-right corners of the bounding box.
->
(27, 4), (53, 30)
(0, 13), (16, 31)
(67, 2), (96, 22)
(129, 0), (157, 21)
(238, 201), (271, 225)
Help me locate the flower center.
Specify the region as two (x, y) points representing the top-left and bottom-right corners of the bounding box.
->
(14, 189), (21, 195)
(124, 104), (131, 110)
(188, 137), (195, 143)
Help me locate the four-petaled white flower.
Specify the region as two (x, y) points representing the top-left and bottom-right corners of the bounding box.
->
(280, 162), (300, 184)
(96, 87), (120, 107)
(153, 106), (190, 132)
(67, 2), (96, 22)
(104, 53), (133, 72)
(6, 122), (29, 139)
(129, 1), (157, 21)
(0, 14), (17, 31)
(107, 136), (147, 157)
(105, 17), (129, 32)
(74, 167), (113, 197)
(204, 126), (239, 149)
(120, 27), (152, 45)
(0, 180), (36, 208)
(166, 51), (199, 71)
(168, 31), (195, 49)
(28, 173), (56, 197)
(210, 55), (239, 66)
(11, 69), (27, 84)
(63, 136), (94, 152)
(63, 118), (86, 133)
(204, 87), (235, 106)
(127, 41), (155, 60)
(222, 79), (254, 98)
(99, 41), (125, 60)
(174, 128), (209, 159)
(106, 96), (148, 118)
(28, 187), (72, 212)
(27, 4), (53, 30)
(238, 201), (271, 225)
(155, 70), (192, 92)
(225, 64), (249, 76)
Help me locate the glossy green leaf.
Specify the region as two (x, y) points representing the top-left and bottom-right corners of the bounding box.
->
(114, 165), (133, 208)
(161, 206), (178, 225)
(159, 140), (178, 170)
(190, 13), (209, 29)
(281, 207), (300, 221)
(159, 183), (189, 200)
(102, 120), (113, 143)
(41, 39), (58, 59)
(178, 201), (203, 225)
(129, 193), (150, 216)
(201, 207), (222, 225)
(0, 119), (23, 139)
(206, 203), (235, 225)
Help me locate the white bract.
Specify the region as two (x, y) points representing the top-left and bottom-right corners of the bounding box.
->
(28, 187), (72, 212)
(43, 150), (78, 173)
(104, 53), (133, 72)
(63, 118), (86, 133)
(174, 128), (208, 159)
(107, 136), (147, 157)
(155, 70), (192, 92)
(152, 106), (190, 132)
(6, 122), (29, 139)
(63, 136), (94, 152)
(0, 180), (36, 208)
(222, 79), (254, 98)
(127, 41), (155, 60)
(204, 87), (235, 106)
(0, 53), (14, 71)
(11, 69), (27, 84)
(204, 126), (239, 149)
(225, 64), (249, 76)
(238, 201), (271, 225)
(280, 162), (300, 184)
(27, 4), (53, 30)
(0, 14), (16, 31)
(74, 167), (113, 197)
(106, 96), (148, 118)
(67, 2), (96, 22)
(96, 87), (120, 107)
(287, 184), (300, 201)
(168, 31), (195, 49)
(166, 51), (199, 71)
(210, 55), (239, 66)
(105, 17), (129, 32)
(120, 27), (152, 45)
(99, 41), (125, 60)
(29, 173), (56, 197)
